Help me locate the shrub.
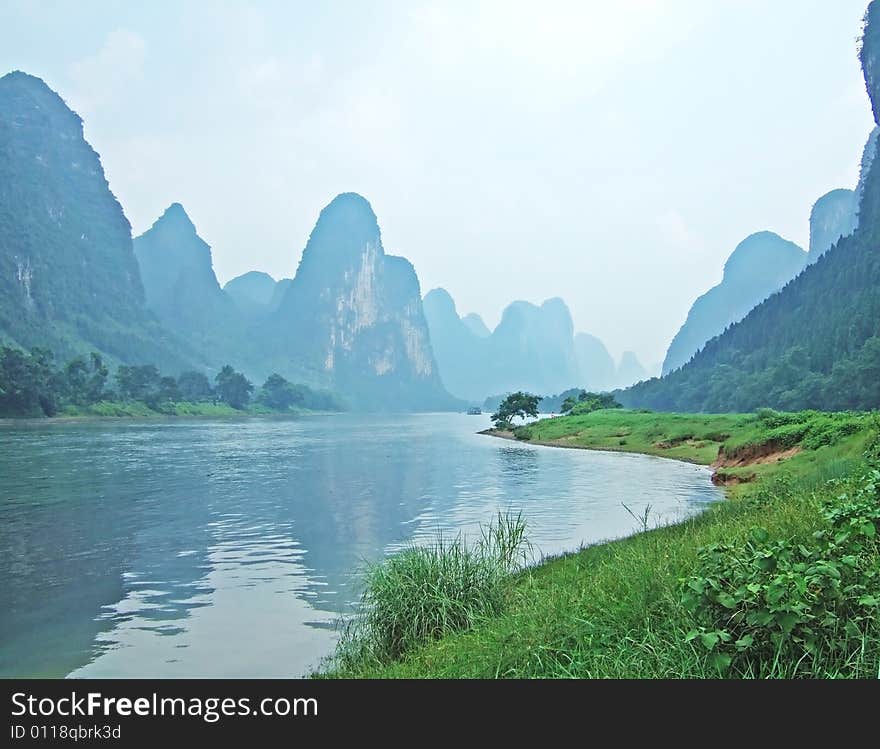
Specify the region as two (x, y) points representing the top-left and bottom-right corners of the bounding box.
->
(762, 421), (811, 448)
(330, 512), (530, 670)
(681, 469), (880, 676)
(865, 417), (880, 466)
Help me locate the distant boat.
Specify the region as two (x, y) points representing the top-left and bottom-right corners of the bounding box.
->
(466, 406), (482, 415)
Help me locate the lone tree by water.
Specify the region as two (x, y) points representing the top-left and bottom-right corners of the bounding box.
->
(492, 392), (541, 429)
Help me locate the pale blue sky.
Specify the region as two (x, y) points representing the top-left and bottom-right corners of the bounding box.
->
(1, 1), (874, 367)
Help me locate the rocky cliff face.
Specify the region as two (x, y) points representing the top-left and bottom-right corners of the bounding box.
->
(861, 2), (880, 124)
(808, 189), (857, 263)
(662, 231), (806, 375)
(0, 71), (189, 368)
(273, 193), (454, 409)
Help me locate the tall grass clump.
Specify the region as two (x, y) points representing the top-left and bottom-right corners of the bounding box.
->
(328, 512), (530, 672)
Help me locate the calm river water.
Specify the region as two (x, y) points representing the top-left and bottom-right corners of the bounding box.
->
(0, 413), (722, 677)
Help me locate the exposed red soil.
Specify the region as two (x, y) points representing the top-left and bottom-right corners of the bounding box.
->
(712, 442), (802, 469)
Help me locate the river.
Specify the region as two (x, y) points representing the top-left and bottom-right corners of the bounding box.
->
(0, 413), (722, 677)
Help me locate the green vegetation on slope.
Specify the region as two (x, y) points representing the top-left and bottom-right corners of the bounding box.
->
(620, 5), (880, 413)
(323, 409), (879, 678)
(661, 232), (806, 376)
(0, 71), (195, 372)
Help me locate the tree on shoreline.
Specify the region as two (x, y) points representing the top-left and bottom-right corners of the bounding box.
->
(561, 390), (621, 414)
(259, 373), (303, 411)
(176, 370), (214, 402)
(491, 392), (541, 429)
(0, 347), (344, 417)
(215, 364), (253, 409)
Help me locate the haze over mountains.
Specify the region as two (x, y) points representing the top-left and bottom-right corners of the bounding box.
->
(661, 232), (807, 375)
(223, 271), (286, 318)
(422, 288), (651, 402)
(133, 202), (244, 364)
(659, 120), (879, 380)
(2, 0), (880, 416)
(0, 71), (455, 410)
(623, 1), (880, 412)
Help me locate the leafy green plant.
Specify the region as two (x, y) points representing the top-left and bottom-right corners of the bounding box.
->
(682, 470), (880, 676)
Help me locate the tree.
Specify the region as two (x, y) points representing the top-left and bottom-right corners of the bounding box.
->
(64, 356), (90, 405)
(65, 352), (108, 405)
(561, 390), (587, 413)
(215, 365), (253, 409)
(29, 348), (60, 416)
(562, 391), (622, 415)
(491, 391), (542, 429)
(0, 347), (58, 416)
(156, 376), (180, 404)
(177, 370), (213, 402)
(116, 364), (161, 401)
(86, 353), (109, 403)
(258, 373), (303, 411)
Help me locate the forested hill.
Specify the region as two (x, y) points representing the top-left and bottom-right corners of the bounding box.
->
(0, 71), (193, 370)
(620, 3), (880, 413)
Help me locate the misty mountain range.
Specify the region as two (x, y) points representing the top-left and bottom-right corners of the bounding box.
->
(422, 288), (649, 402)
(0, 69), (655, 410)
(2, 40), (879, 413)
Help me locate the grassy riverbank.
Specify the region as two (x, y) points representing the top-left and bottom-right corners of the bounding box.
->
(57, 400), (248, 418)
(13, 401), (326, 420)
(322, 408), (880, 678)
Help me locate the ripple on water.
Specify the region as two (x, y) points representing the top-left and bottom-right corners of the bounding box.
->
(0, 414), (722, 677)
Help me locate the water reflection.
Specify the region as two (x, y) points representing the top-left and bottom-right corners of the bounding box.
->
(0, 414), (722, 677)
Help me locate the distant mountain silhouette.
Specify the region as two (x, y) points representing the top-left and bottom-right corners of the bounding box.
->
(223, 271), (278, 317)
(661, 231), (806, 375)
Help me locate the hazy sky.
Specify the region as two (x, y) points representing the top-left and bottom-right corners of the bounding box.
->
(1, 1), (874, 367)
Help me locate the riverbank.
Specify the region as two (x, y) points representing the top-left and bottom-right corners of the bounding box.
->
(322, 408), (879, 678)
(0, 400), (333, 424)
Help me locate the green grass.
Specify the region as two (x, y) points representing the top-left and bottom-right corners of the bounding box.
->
(323, 409), (880, 678)
(517, 409), (749, 464)
(322, 512), (530, 674)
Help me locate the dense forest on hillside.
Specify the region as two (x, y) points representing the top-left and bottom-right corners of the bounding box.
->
(0, 72), (195, 371)
(620, 9), (880, 413)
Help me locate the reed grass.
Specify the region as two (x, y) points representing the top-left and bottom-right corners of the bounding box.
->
(324, 512), (530, 673)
